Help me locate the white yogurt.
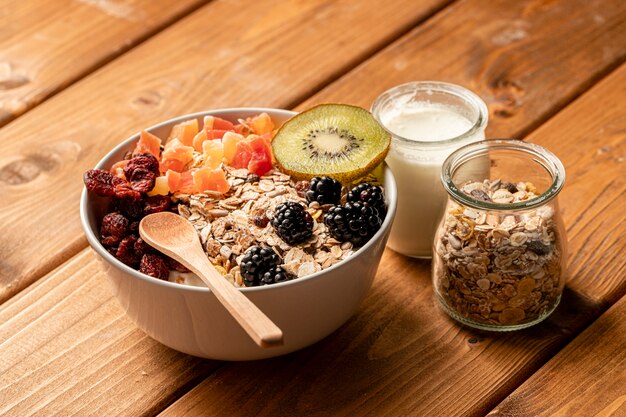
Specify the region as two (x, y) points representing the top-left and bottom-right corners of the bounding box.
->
(372, 82), (488, 258)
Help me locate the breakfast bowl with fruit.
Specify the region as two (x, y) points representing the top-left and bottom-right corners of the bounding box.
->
(80, 106), (397, 360)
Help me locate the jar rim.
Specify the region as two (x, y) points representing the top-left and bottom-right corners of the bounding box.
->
(441, 139), (566, 210)
(371, 81), (488, 147)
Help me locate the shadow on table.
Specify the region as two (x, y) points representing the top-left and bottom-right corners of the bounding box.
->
(183, 252), (601, 416)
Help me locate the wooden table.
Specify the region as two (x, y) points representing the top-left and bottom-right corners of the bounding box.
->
(0, 0), (624, 415)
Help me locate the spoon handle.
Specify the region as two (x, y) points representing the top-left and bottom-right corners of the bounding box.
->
(178, 245), (284, 348)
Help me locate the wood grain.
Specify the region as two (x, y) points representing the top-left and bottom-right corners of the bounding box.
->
(528, 66), (626, 307)
(488, 295), (626, 417)
(0, 249), (219, 417)
(0, 0), (451, 304)
(158, 41), (626, 417)
(299, 0), (626, 140)
(158, 253), (597, 417)
(0, 0), (209, 126)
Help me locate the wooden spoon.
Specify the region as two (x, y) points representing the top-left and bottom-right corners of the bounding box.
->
(139, 211), (283, 348)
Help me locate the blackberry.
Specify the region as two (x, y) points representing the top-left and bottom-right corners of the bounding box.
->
(271, 202), (314, 245)
(240, 246), (279, 287)
(347, 183), (386, 216)
(260, 266), (294, 286)
(305, 176), (342, 205)
(324, 201), (382, 246)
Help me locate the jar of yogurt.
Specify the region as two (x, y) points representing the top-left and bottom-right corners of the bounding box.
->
(372, 82), (488, 258)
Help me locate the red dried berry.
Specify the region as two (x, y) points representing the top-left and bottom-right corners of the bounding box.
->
(100, 212), (129, 247)
(114, 182), (142, 200)
(129, 168), (156, 193)
(84, 169), (126, 197)
(294, 180), (310, 199)
(111, 196), (144, 220)
(124, 154), (160, 179)
(129, 221), (139, 233)
(144, 195), (171, 215)
(139, 254), (169, 280)
(116, 235), (140, 267)
(166, 256), (190, 273)
(134, 237), (156, 257)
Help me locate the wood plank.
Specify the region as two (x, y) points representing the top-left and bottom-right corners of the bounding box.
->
(0, 1), (453, 415)
(0, 249), (219, 417)
(299, 0), (626, 139)
(159, 36), (626, 417)
(0, 0), (451, 304)
(528, 68), (626, 307)
(488, 295), (626, 417)
(0, 0), (209, 127)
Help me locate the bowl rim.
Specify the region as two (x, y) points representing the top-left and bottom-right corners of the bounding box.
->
(80, 107), (398, 294)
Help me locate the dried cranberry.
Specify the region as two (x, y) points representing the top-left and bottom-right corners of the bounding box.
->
(116, 235), (140, 267)
(114, 182), (142, 200)
(139, 254), (169, 280)
(124, 154), (160, 179)
(128, 221), (139, 233)
(144, 195), (171, 215)
(84, 169), (126, 197)
(111, 196), (144, 220)
(252, 211), (269, 228)
(100, 212), (129, 247)
(294, 180), (310, 198)
(129, 168), (156, 193)
(134, 237), (156, 257)
(166, 256), (190, 273)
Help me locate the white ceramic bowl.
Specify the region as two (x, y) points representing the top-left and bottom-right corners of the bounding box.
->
(80, 108), (397, 360)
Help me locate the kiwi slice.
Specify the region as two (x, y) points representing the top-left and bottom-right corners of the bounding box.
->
(272, 104), (390, 182)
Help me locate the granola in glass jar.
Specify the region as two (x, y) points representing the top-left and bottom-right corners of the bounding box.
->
(434, 139), (567, 331)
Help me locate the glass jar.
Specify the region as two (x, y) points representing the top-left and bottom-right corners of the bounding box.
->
(433, 139), (567, 331)
(371, 81), (488, 258)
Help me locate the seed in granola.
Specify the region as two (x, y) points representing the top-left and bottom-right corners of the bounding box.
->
(526, 182), (538, 194)
(508, 295), (528, 308)
(492, 189), (514, 203)
(251, 210), (270, 228)
(510, 232), (528, 246)
(476, 278), (490, 290)
(526, 240), (551, 255)
(245, 173), (260, 183)
(517, 277), (536, 295)
(499, 308), (525, 325)
(470, 189), (491, 202)
(259, 179), (275, 192)
(501, 182), (518, 193)
(447, 234), (462, 250)
(294, 180), (310, 198)
(492, 302), (506, 312)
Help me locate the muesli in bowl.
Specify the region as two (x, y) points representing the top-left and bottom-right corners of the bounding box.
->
(80, 107), (397, 360)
